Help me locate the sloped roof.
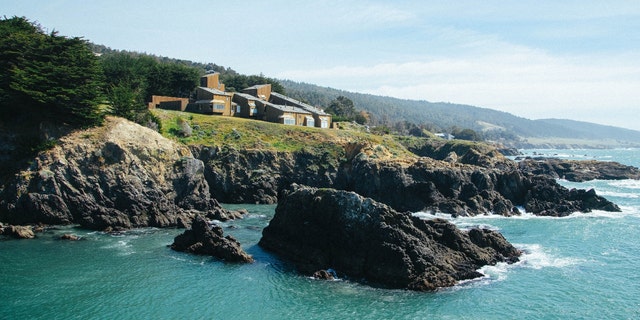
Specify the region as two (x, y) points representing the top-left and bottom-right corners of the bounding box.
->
(198, 87), (231, 96)
(258, 100), (311, 114)
(232, 92), (260, 100)
(270, 92), (329, 116)
(243, 84), (271, 90)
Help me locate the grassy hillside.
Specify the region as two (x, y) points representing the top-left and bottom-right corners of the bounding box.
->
(152, 109), (417, 159)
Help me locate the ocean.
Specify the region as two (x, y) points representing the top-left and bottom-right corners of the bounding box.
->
(1, 149), (639, 319)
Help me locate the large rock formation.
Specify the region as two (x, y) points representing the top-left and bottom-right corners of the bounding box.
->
(517, 157), (640, 182)
(171, 215), (253, 263)
(191, 145), (340, 204)
(523, 175), (620, 216)
(259, 185), (521, 291)
(196, 144), (619, 217)
(0, 117), (243, 230)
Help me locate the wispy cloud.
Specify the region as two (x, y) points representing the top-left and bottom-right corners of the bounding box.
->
(277, 40), (640, 129)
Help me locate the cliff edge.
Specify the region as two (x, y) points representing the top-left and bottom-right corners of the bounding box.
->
(0, 117), (241, 230)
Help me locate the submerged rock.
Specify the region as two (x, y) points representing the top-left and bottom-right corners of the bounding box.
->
(171, 215), (253, 263)
(59, 233), (81, 241)
(259, 185), (521, 291)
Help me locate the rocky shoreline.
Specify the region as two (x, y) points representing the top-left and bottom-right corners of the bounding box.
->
(194, 143), (620, 218)
(0, 118), (636, 288)
(1, 118), (628, 229)
(517, 157), (640, 182)
(0, 117), (244, 230)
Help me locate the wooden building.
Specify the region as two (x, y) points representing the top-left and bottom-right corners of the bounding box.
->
(256, 100), (313, 126)
(185, 87), (233, 116)
(148, 95), (189, 111)
(232, 92), (261, 118)
(242, 84), (272, 101)
(269, 92), (332, 128)
(200, 72), (225, 91)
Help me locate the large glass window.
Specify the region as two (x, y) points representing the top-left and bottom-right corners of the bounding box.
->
(283, 117), (295, 125)
(321, 119), (329, 128)
(213, 104), (225, 110)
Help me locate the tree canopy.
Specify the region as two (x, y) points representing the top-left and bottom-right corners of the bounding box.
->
(325, 96), (368, 124)
(0, 16), (105, 127)
(99, 51), (200, 125)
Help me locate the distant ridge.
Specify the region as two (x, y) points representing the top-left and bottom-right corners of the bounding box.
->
(281, 80), (640, 148)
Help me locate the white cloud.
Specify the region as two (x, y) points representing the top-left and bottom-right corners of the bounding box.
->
(277, 45), (640, 130)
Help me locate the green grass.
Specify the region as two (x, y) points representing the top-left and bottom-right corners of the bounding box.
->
(153, 109), (413, 157)
(152, 110), (415, 158)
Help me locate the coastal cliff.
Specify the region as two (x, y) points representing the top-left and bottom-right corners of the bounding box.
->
(0, 117), (242, 230)
(0, 113), (628, 230)
(193, 143), (619, 217)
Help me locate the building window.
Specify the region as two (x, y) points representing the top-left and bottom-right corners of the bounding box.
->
(321, 119), (329, 128)
(236, 105), (241, 113)
(251, 108), (258, 115)
(213, 104), (225, 110)
(306, 117), (314, 127)
(283, 117), (295, 125)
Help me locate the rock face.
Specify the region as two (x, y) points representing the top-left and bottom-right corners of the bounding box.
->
(192, 146), (340, 204)
(518, 158), (640, 182)
(198, 145), (619, 217)
(0, 117), (242, 230)
(171, 215), (253, 263)
(259, 185), (521, 291)
(523, 176), (620, 216)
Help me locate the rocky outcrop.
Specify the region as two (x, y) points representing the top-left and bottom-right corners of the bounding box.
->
(347, 155), (620, 217)
(171, 215), (253, 263)
(195, 144), (620, 217)
(523, 176), (620, 216)
(259, 185), (521, 291)
(0, 224), (35, 239)
(398, 139), (517, 170)
(517, 157), (640, 182)
(59, 233), (81, 241)
(0, 117), (243, 230)
(192, 145), (341, 204)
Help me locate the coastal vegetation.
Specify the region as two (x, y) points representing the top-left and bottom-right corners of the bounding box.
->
(152, 109), (412, 158)
(0, 16), (104, 127)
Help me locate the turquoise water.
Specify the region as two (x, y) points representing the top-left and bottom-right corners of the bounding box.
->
(2, 149), (640, 319)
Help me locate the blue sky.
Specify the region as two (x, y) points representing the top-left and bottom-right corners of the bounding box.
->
(4, 0), (640, 131)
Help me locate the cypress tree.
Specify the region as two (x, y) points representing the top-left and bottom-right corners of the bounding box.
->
(0, 16), (105, 127)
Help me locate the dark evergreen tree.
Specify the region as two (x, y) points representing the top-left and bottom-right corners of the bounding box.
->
(0, 16), (105, 127)
(99, 51), (199, 125)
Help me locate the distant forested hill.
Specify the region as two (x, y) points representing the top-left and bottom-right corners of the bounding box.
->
(282, 80), (640, 148)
